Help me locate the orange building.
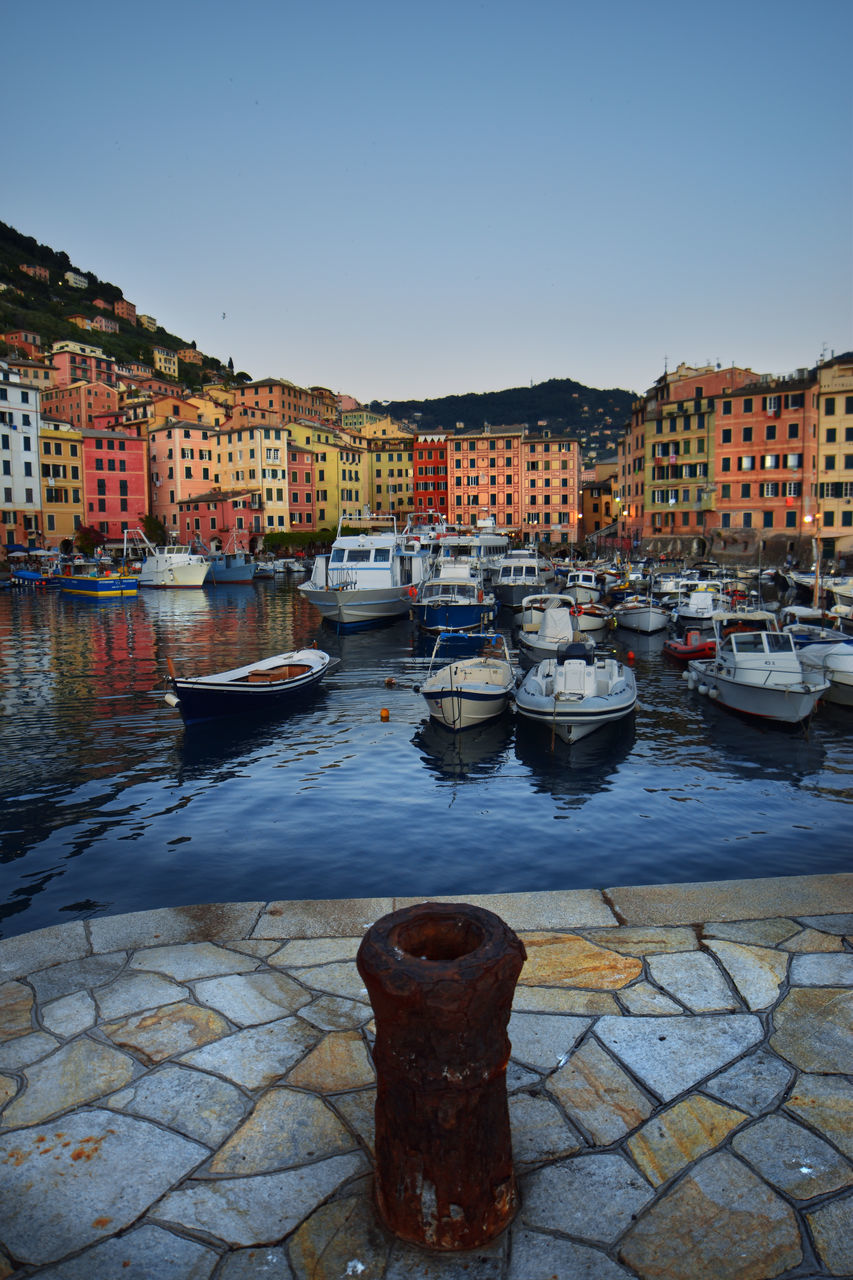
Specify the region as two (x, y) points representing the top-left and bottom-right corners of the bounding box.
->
(114, 299), (137, 324)
(41, 381), (120, 429)
(2, 331), (42, 358)
(233, 378), (336, 426)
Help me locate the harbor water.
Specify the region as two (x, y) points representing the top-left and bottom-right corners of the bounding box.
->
(1, 579), (851, 940)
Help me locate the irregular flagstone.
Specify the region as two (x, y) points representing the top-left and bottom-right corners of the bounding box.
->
(518, 933), (642, 989)
(1, 1038), (135, 1127)
(128, 941), (258, 981)
(95, 972), (189, 1020)
(287, 960), (369, 1002)
(299, 995), (373, 1030)
(507, 1012), (591, 1073)
(507, 1061), (541, 1091)
(179, 1017), (322, 1089)
(224, 939), (281, 958)
(0, 980), (33, 1042)
(0, 1108), (207, 1265)
(521, 1153), (654, 1243)
(269, 937), (361, 967)
(0, 1074), (17, 1109)
(770, 988), (853, 1072)
(703, 940), (788, 1010)
(584, 927), (699, 956)
(617, 982), (683, 1016)
(101, 1000), (230, 1065)
(0, 1030), (58, 1072)
(331, 1087), (376, 1157)
(193, 971), (313, 1026)
(287, 1030), (375, 1092)
(30, 1223), (218, 1279)
(595, 1015), (764, 1101)
(732, 1113), (853, 1200)
(288, 1194), (390, 1280)
(546, 1037), (653, 1144)
(41, 991), (97, 1038)
(626, 1093), (748, 1187)
(107, 1064), (249, 1147)
(703, 1047), (794, 1116)
(646, 952), (739, 1013)
(508, 1229), (635, 1280)
(780, 927), (845, 952)
(29, 954), (127, 1005)
(702, 918), (799, 946)
(208, 1087), (355, 1174)
(513, 986), (619, 1016)
(784, 1074), (853, 1159)
(219, 1247), (294, 1279)
(0, 921), (89, 984)
(509, 1091), (583, 1164)
(153, 1151), (366, 1246)
(619, 1150), (802, 1280)
(790, 953), (853, 986)
(89, 903), (264, 953)
(385, 1238), (506, 1278)
(805, 1190), (853, 1276)
(254, 897), (393, 941)
(795, 912), (853, 935)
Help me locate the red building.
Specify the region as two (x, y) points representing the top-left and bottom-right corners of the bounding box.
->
(81, 428), (148, 539)
(2, 330), (41, 358)
(42, 381), (120, 429)
(50, 345), (117, 389)
(413, 433), (449, 517)
(288, 441), (316, 528)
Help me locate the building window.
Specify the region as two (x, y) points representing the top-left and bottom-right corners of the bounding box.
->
(722, 402), (732, 416)
(825, 398), (835, 415)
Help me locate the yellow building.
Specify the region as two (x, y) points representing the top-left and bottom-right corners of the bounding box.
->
(39, 421), (85, 543)
(287, 420), (365, 528)
(359, 417), (415, 516)
(816, 353), (853, 560)
(152, 346), (178, 379)
(138, 315), (157, 332)
(341, 407), (387, 432)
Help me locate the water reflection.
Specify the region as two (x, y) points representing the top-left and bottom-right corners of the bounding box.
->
(514, 713), (636, 803)
(413, 715), (514, 783)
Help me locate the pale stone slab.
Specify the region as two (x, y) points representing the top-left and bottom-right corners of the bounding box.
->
(291, 960), (369, 1002)
(89, 902), (264, 952)
(194, 971), (313, 1025)
(224, 939), (281, 958)
(209, 1088), (355, 1174)
(129, 941), (258, 980)
(796, 912), (853, 934)
(780, 927), (845, 952)
(394, 889), (618, 930)
(107, 1064), (249, 1147)
(287, 1030), (375, 1092)
(617, 981), (683, 1016)
(32, 1224), (218, 1279)
(41, 991), (97, 1037)
(1, 1037), (136, 1128)
(95, 972), (189, 1020)
(254, 897), (393, 940)
(0, 980), (33, 1042)
(219, 1247), (294, 1279)
(29, 953), (127, 1004)
(0, 1074), (18, 1108)
(619, 1151), (802, 1280)
(518, 933), (642, 990)
(331, 1087), (376, 1157)
(0, 1030), (58, 1071)
(646, 952), (739, 1012)
(507, 1061), (542, 1092)
(287, 1194), (389, 1280)
(546, 1037), (652, 1144)
(507, 1012), (591, 1073)
(0, 921), (89, 982)
(784, 1074), (853, 1159)
(584, 927), (699, 955)
(609, 874), (853, 926)
(595, 1015), (764, 1101)
(521, 1154), (654, 1243)
(790, 953), (853, 986)
(770, 988), (853, 1073)
(102, 1000), (230, 1065)
(806, 1190), (853, 1276)
(386, 1233), (506, 1278)
(627, 1093), (747, 1187)
(513, 986), (619, 1016)
(299, 995), (373, 1030)
(509, 1091), (583, 1164)
(703, 940), (789, 1010)
(179, 1017), (322, 1089)
(153, 1152), (366, 1246)
(703, 918), (799, 946)
(270, 937), (361, 966)
(703, 1047), (794, 1116)
(508, 1229), (635, 1280)
(732, 1113), (853, 1199)
(0, 1108), (207, 1265)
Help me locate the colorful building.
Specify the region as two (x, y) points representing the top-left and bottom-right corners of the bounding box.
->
(114, 299), (137, 324)
(39, 421), (85, 544)
(50, 342), (117, 389)
(152, 347), (178, 379)
(232, 378), (335, 427)
(63, 270), (88, 289)
(138, 315), (157, 332)
(177, 348), (204, 366)
(2, 331), (42, 358)
(92, 315), (120, 335)
(413, 433), (449, 518)
(41, 381), (120, 430)
(20, 264), (49, 283)
(815, 352), (853, 562)
(1, 360), (42, 548)
(147, 420), (221, 534)
(81, 429), (148, 539)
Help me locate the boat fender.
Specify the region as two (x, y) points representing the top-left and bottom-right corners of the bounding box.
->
(478, 589), (484, 603)
(408, 586), (417, 598)
(698, 683), (709, 696)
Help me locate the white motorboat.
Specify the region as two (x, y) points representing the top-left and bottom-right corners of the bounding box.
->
(561, 569), (604, 604)
(298, 512), (432, 630)
(685, 610), (829, 723)
(516, 643), (637, 743)
(613, 594), (670, 634)
(517, 592), (578, 633)
(517, 602), (579, 661)
(124, 530), (210, 589)
(668, 583), (728, 630)
(782, 622), (853, 707)
(416, 632), (515, 730)
(493, 549), (556, 609)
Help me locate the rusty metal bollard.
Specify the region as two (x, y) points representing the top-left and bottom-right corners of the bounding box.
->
(356, 901), (527, 1251)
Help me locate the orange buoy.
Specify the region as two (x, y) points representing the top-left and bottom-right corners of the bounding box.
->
(626, 651), (635, 664)
(380, 707), (390, 721)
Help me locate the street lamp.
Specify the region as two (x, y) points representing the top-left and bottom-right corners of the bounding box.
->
(803, 513), (822, 609)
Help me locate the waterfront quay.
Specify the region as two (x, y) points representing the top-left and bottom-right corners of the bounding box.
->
(0, 873), (851, 1279)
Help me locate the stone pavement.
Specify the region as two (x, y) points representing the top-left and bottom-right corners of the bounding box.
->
(0, 873), (851, 1280)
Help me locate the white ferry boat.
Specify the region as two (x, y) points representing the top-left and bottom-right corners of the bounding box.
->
(124, 530), (210, 589)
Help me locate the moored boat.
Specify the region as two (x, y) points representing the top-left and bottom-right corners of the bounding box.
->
(124, 530), (210, 589)
(662, 628), (716, 662)
(411, 562), (497, 633)
(493, 549), (556, 609)
(515, 642), (637, 744)
(164, 648), (336, 723)
(416, 631), (515, 730)
(613, 594), (670, 634)
(58, 560), (138, 598)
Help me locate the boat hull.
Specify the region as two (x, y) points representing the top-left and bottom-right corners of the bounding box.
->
(298, 584), (411, 628)
(613, 603), (670, 634)
(685, 660), (826, 723)
(168, 649), (333, 722)
(411, 600), (497, 633)
(422, 684), (512, 730)
(60, 576), (139, 598)
(516, 657), (637, 743)
(140, 559), (210, 589)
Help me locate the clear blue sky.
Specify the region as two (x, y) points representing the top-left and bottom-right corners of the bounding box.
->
(5, 0), (851, 403)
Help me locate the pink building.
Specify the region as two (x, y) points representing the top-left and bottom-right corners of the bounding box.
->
(92, 315), (120, 334)
(81, 429), (148, 539)
(50, 346), (117, 389)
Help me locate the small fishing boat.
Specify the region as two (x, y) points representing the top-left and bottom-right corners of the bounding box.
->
(516, 592), (577, 633)
(782, 622), (853, 707)
(662, 628), (716, 662)
(416, 631), (515, 730)
(58, 559), (138, 598)
(124, 529), (210, 589)
(411, 562), (497, 633)
(613, 594), (670, 634)
(517, 602), (579, 662)
(560, 568), (604, 604)
(493, 549), (556, 609)
(164, 648), (336, 722)
(515, 642), (637, 743)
